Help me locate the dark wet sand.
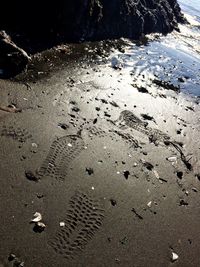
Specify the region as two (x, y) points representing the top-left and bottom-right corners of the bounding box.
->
(0, 40), (200, 267)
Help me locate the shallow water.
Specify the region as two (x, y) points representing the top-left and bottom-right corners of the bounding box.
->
(109, 0), (200, 97)
(179, 0), (200, 22)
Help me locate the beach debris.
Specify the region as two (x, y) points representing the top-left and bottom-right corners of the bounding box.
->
(176, 171), (183, 179)
(8, 254), (16, 261)
(147, 201), (152, 208)
(159, 177), (168, 183)
(33, 222), (46, 233)
(120, 236), (128, 245)
(31, 212), (42, 223)
(13, 260), (24, 267)
(86, 167), (94, 175)
(131, 208), (143, 220)
(91, 186), (95, 190)
(110, 199), (117, 206)
(8, 253), (24, 266)
(59, 222), (65, 227)
(110, 101), (119, 108)
(171, 252), (179, 262)
(67, 143), (72, 147)
(167, 156), (177, 162)
(58, 123), (68, 130)
(136, 86), (149, 93)
(25, 171), (39, 182)
(123, 170), (130, 179)
(72, 106), (80, 112)
(93, 118), (98, 124)
(179, 199), (188, 206)
(141, 159), (154, 171)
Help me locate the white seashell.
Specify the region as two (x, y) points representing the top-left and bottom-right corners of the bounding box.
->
(172, 252), (179, 262)
(167, 156), (177, 162)
(31, 212), (42, 222)
(147, 201), (152, 208)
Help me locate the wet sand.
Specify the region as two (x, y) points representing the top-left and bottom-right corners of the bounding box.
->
(0, 14), (200, 267)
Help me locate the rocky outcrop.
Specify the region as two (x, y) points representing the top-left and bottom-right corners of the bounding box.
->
(0, 0), (185, 77)
(1, 0), (185, 44)
(0, 31), (30, 78)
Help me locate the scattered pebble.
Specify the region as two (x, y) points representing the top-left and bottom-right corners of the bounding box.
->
(110, 199), (117, 206)
(58, 123), (68, 130)
(177, 171), (183, 179)
(86, 167), (94, 175)
(25, 171), (39, 182)
(123, 170), (130, 179)
(33, 222), (46, 233)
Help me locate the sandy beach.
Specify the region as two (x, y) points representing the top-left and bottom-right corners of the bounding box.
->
(0, 5), (200, 266)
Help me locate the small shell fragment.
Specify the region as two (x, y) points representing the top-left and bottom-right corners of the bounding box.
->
(60, 222), (65, 227)
(31, 212), (42, 222)
(147, 201), (152, 208)
(153, 170), (160, 179)
(172, 252), (179, 262)
(167, 156), (177, 162)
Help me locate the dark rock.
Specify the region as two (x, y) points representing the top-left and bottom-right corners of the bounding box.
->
(110, 199), (117, 206)
(131, 208), (143, 220)
(86, 167), (94, 175)
(58, 123), (68, 130)
(123, 170), (130, 179)
(93, 118), (98, 124)
(179, 199), (188, 206)
(72, 106), (80, 112)
(25, 171), (39, 182)
(0, 0), (185, 50)
(8, 254), (16, 261)
(143, 161), (154, 171)
(33, 222), (46, 233)
(137, 87), (149, 94)
(0, 31), (30, 78)
(177, 171), (183, 179)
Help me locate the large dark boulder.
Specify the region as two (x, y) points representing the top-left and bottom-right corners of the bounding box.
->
(0, 0), (185, 45)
